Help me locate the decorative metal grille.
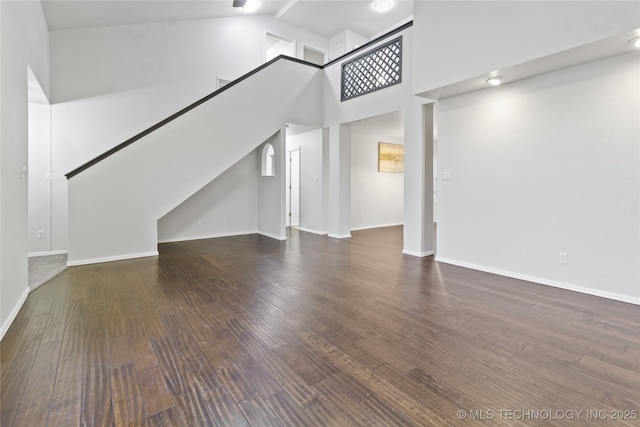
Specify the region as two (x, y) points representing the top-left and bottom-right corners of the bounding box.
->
(341, 37), (402, 101)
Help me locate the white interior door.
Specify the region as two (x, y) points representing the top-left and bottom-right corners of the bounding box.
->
(287, 149), (300, 228)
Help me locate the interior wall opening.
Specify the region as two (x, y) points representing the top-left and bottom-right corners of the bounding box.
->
(302, 44), (328, 66)
(265, 32), (295, 62)
(27, 66), (66, 290)
(285, 124), (324, 235)
(348, 110), (405, 233)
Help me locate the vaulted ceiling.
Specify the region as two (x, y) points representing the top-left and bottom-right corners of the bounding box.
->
(41, 0), (414, 39)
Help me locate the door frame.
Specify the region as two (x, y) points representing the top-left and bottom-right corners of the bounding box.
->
(286, 148), (301, 228)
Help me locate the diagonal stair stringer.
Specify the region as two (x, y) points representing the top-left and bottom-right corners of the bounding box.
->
(67, 58), (323, 265)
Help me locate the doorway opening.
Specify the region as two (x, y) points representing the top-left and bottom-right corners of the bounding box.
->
(348, 110), (405, 233)
(27, 66), (66, 290)
(286, 149), (300, 228)
(302, 44), (327, 66)
(284, 124), (323, 234)
(265, 32), (295, 62)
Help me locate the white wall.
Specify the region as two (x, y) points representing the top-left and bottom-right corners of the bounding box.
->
(350, 133), (403, 230)
(413, 1), (640, 95)
(286, 128), (326, 234)
(51, 15), (328, 103)
(51, 79), (212, 250)
(50, 14), (329, 253)
(436, 52), (639, 304)
(0, 0), (50, 338)
(323, 26), (415, 126)
(327, 124), (352, 238)
(323, 25), (433, 253)
(329, 29), (368, 60)
(158, 150), (259, 243)
(28, 101), (52, 255)
(257, 130), (287, 240)
(67, 59), (321, 265)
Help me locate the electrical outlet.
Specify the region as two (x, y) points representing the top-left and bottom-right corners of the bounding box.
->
(442, 171), (451, 180)
(221, 217), (226, 224)
(46, 172), (52, 181)
(37, 230), (45, 239)
(559, 252), (568, 264)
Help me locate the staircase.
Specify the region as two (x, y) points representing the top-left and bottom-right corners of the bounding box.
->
(66, 57), (322, 265)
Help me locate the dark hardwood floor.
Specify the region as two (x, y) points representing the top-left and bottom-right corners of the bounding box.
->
(1, 226), (639, 426)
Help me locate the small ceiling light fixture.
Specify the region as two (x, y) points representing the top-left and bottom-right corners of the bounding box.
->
(628, 36), (640, 48)
(242, 0), (259, 13)
(486, 76), (505, 86)
(373, 0), (392, 13)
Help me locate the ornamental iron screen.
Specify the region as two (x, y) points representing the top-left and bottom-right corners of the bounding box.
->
(341, 37), (402, 101)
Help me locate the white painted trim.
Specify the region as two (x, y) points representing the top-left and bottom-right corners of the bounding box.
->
(402, 249), (435, 257)
(28, 249), (68, 258)
(328, 233), (352, 239)
(67, 251), (159, 267)
(258, 231), (287, 241)
(275, 0), (299, 20)
(351, 223), (403, 232)
(0, 286), (30, 341)
(435, 257), (640, 306)
(298, 227), (328, 235)
(158, 230), (258, 244)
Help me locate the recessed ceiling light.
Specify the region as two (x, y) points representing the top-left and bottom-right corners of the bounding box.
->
(628, 36), (640, 49)
(373, 0), (392, 13)
(486, 76), (505, 86)
(242, 0), (259, 13)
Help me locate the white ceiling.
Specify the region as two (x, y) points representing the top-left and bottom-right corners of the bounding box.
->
(276, 0), (413, 39)
(41, 0), (414, 38)
(287, 110), (404, 138)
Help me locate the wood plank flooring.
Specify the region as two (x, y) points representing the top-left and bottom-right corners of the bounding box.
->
(1, 226), (639, 426)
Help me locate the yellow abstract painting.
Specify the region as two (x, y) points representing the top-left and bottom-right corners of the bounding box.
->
(378, 142), (404, 173)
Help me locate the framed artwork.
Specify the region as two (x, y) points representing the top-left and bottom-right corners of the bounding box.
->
(378, 142), (404, 173)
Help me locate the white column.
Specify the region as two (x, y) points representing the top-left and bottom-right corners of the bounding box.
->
(321, 127), (330, 234)
(403, 101), (435, 256)
(328, 124), (351, 238)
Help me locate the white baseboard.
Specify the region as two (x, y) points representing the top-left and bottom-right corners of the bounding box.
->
(158, 230), (257, 244)
(402, 249), (435, 257)
(351, 223), (403, 232)
(1, 286), (30, 341)
(258, 231), (287, 241)
(67, 251), (159, 267)
(328, 233), (352, 239)
(28, 249), (68, 258)
(435, 257), (640, 305)
(298, 227), (328, 235)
